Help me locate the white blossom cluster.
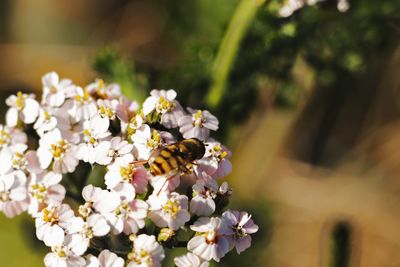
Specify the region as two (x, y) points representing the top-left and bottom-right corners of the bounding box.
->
(278, 0), (350, 17)
(0, 72), (258, 267)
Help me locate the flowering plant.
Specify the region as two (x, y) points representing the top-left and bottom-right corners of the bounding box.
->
(0, 72), (258, 267)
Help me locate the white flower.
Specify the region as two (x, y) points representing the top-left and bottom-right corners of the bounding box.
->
(67, 214), (110, 252)
(131, 125), (162, 160)
(190, 178), (218, 216)
(0, 125), (27, 148)
(66, 86), (98, 122)
(37, 129), (79, 173)
(128, 114), (144, 131)
(197, 140), (232, 179)
(147, 192), (190, 230)
(178, 108), (218, 141)
(104, 186), (148, 235)
(117, 96), (139, 124)
(28, 172), (65, 216)
(143, 89), (176, 116)
(9, 143), (29, 170)
(36, 204), (75, 247)
(142, 89), (184, 128)
(127, 234), (165, 267)
(0, 170), (28, 218)
(6, 92), (40, 127)
(79, 185), (121, 218)
(174, 253), (209, 267)
(97, 99), (119, 120)
(222, 210), (259, 254)
(44, 234), (86, 267)
(106, 136), (134, 163)
(76, 115), (111, 165)
(188, 217), (231, 262)
(42, 72), (73, 107)
(86, 79), (121, 100)
(149, 173), (180, 194)
(105, 155), (149, 193)
(56, 113), (83, 144)
(86, 250), (125, 267)
(34, 108), (58, 137)
(0, 147), (13, 174)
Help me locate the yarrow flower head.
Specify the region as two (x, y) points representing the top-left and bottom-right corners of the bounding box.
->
(0, 72), (258, 266)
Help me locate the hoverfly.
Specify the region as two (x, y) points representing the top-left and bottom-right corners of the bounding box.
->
(136, 138), (205, 194)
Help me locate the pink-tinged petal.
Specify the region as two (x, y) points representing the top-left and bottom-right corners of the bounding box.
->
(142, 97), (158, 115)
(91, 116), (110, 135)
(190, 217), (211, 232)
(215, 237), (230, 260)
(44, 172), (63, 185)
(37, 147), (53, 169)
(131, 167), (149, 194)
(85, 255), (99, 267)
(190, 197), (215, 217)
(0, 148), (12, 174)
(113, 183), (135, 202)
(95, 141), (112, 165)
(94, 191), (121, 214)
(166, 89), (177, 100)
(67, 234), (88, 256)
(42, 72), (59, 87)
(22, 98), (40, 123)
(25, 151), (42, 174)
(88, 214), (110, 237)
(98, 249), (125, 267)
(44, 225), (65, 247)
(235, 235), (252, 254)
(82, 185), (102, 202)
(67, 217), (85, 234)
(5, 108), (18, 127)
(3, 201), (28, 218)
(9, 186), (27, 201)
(104, 171), (121, 190)
(44, 252), (67, 267)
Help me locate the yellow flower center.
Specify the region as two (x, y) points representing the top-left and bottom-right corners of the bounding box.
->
(115, 201), (131, 218)
(156, 96), (174, 113)
(43, 207), (59, 225)
(162, 199), (180, 217)
(0, 130), (10, 146)
(74, 90), (91, 103)
(0, 192), (10, 202)
(193, 110), (205, 127)
(212, 144), (228, 160)
(12, 152), (26, 169)
(31, 183), (47, 201)
(128, 250), (153, 266)
(50, 140), (69, 159)
(205, 230), (218, 244)
(147, 130), (160, 149)
(54, 247), (67, 258)
(79, 202), (93, 218)
(49, 85), (58, 94)
(83, 129), (97, 145)
(99, 105), (114, 119)
(120, 164), (135, 182)
(15, 92), (25, 110)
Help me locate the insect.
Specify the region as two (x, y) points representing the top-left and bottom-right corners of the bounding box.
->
(148, 138), (206, 177)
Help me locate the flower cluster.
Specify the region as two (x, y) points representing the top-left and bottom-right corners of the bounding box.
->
(0, 72), (258, 266)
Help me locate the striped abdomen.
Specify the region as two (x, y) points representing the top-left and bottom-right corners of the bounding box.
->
(149, 138), (205, 176)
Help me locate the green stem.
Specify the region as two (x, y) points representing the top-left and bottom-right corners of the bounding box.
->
(206, 0), (265, 109)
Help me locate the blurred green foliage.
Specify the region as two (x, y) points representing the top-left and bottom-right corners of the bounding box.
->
(92, 0), (400, 139)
